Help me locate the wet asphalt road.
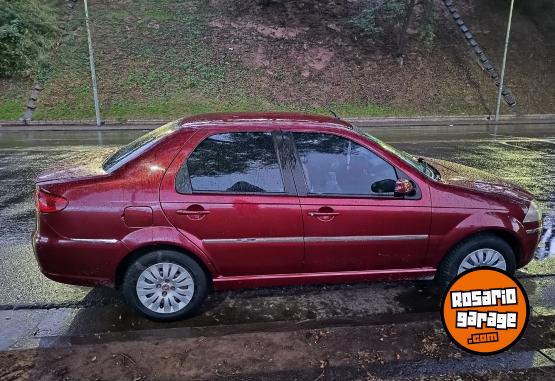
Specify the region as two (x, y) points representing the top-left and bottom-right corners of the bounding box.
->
(0, 123), (554, 361)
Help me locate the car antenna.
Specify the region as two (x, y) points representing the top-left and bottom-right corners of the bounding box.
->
(328, 109), (339, 119)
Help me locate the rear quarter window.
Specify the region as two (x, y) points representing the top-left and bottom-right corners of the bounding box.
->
(102, 121), (178, 171)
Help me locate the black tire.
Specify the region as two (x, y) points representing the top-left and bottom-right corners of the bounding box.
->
(122, 249), (208, 322)
(435, 233), (516, 292)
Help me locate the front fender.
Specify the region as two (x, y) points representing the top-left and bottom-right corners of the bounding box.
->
(426, 209), (524, 267)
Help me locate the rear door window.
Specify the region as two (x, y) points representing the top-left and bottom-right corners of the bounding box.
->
(177, 132), (285, 194)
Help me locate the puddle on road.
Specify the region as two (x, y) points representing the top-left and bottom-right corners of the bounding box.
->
(0, 130), (144, 149)
(535, 212), (555, 260)
(1, 129), (554, 352)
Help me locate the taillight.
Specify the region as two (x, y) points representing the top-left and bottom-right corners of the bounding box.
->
(36, 188), (68, 213)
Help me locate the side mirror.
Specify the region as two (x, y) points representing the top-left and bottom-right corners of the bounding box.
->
(394, 179), (415, 197)
(371, 179), (396, 193)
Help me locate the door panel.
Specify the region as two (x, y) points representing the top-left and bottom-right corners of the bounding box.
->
(288, 131), (431, 272)
(300, 199), (430, 272)
(162, 196), (303, 276)
(160, 128), (304, 277)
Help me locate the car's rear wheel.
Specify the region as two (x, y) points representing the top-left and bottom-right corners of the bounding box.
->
(435, 233), (517, 291)
(122, 249), (208, 321)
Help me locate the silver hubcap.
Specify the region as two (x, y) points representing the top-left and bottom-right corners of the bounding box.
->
(457, 248), (507, 275)
(136, 262), (194, 314)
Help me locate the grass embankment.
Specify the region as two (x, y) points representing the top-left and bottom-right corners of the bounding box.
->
(0, 0), (553, 120)
(31, 0), (397, 121)
(0, 0), (428, 120)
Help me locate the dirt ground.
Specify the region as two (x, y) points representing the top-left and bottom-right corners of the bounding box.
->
(203, 0), (554, 115)
(1, 314), (553, 381)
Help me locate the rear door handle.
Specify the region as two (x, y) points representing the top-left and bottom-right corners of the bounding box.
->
(176, 210), (211, 216)
(176, 205), (211, 220)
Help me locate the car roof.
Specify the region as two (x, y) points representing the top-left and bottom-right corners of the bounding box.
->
(179, 112), (353, 129)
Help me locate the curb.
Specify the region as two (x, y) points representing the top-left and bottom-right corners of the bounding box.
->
(348, 114), (555, 127)
(0, 114), (554, 131)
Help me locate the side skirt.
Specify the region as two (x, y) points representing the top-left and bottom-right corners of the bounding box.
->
(212, 267), (436, 290)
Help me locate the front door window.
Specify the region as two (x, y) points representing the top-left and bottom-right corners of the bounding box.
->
(293, 132), (398, 196)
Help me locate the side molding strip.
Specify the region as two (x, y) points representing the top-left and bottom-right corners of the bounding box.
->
(204, 235), (428, 244)
(70, 238), (119, 244)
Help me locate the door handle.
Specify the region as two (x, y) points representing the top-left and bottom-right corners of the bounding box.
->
(176, 206), (210, 220)
(308, 212), (339, 217)
(308, 207), (339, 222)
(176, 209), (211, 216)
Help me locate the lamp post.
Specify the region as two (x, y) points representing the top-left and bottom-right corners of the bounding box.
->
(495, 0), (515, 122)
(83, 0), (102, 126)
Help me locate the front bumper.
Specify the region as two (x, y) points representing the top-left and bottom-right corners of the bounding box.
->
(519, 221), (542, 267)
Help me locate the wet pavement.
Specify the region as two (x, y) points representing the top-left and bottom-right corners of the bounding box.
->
(0, 123), (554, 377)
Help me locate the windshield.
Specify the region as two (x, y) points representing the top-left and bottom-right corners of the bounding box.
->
(353, 127), (437, 179)
(102, 120), (179, 171)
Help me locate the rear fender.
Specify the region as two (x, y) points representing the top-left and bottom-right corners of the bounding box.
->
(120, 226), (218, 276)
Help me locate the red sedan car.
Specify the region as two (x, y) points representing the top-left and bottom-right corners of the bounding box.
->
(34, 113), (542, 321)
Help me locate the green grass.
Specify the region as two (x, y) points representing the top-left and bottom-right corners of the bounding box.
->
(31, 87), (402, 121)
(0, 78), (33, 120)
(311, 103), (397, 118)
(0, 98), (26, 120)
(28, 74), (408, 121)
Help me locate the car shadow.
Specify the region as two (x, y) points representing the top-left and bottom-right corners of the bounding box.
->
(35, 279), (440, 349)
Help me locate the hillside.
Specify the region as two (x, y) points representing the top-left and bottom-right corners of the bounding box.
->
(0, 0), (553, 120)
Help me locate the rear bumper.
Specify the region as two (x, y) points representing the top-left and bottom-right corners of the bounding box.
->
(33, 222), (128, 287)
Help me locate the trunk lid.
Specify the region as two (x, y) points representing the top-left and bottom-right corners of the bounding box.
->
(36, 155), (108, 183)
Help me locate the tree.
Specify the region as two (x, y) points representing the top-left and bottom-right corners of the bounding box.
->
(351, 0), (436, 59)
(0, 0), (59, 78)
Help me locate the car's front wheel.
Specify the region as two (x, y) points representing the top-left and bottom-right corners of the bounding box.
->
(435, 233), (517, 291)
(122, 250), (208, 321)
